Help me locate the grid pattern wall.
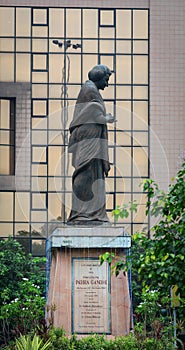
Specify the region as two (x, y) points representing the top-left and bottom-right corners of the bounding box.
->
(0, 7), (149, 253)
(150, 0), (185, 190)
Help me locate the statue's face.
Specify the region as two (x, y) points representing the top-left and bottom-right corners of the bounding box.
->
(97, 74), (110, 90)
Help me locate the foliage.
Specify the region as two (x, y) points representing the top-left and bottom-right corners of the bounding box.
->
(0, 237), (46, 301)
(22, 330), (174, 350)
(136, 161), (185, 296)
(109, 334), (139, 349)
(99, 251), (125, 277)
(12, 331), (174, 350)
(48, 328), (71, 350)
(15, 334), (51, 350)
(76, 334), (109, 350)
(100, 161), (185, 344)
(1, 279), (45, 342)
(101, 161), (185, 296)
(135, 288), (161, 336)
(3, 328), (176, 350)
(112, 201), (138, 221)
(100, 241), (142, 314)
(135, 288), (174, 342)
(0, 237), (46, 345)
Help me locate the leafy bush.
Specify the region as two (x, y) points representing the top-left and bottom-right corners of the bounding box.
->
(15, 334), (51, 350)
(45, 330), (174, 350)
(135, 161), (185, 297)
(48, 328), (71, 350)
(110, 334), (139, 350)
(75, 334), (108, 350)
(0, 237), (46, 301)
(1, 278), (45, 340)
(3, 329), (176, 350)
(100, 161), (185, 346)
(0, 238), (46, 346)
(141, 337), (168, 350)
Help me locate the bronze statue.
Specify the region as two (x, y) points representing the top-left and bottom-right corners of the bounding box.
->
(67, 65), (115, 224)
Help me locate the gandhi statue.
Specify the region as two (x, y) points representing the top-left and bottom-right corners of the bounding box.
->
(67, 64), (115, 224)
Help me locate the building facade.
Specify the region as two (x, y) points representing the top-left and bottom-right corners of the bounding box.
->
(0, 0), (184, 255)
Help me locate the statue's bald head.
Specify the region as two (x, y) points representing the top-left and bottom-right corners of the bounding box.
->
(88, 64), (112, 82)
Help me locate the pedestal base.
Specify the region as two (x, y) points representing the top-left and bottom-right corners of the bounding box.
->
(46, 226), (132, 336)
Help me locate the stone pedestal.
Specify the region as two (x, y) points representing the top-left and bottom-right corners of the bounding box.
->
(46, 226), (132, 336)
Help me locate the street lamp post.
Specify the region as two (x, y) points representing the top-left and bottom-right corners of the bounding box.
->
(52, 40), (81, 222)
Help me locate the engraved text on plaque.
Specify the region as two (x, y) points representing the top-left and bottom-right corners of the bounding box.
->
(72, 258), (110, 333)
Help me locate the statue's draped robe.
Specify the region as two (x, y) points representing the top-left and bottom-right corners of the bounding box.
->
(67, 80), (109, 223)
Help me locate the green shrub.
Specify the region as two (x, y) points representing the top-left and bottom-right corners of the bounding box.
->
(3, 329), (176, 350)
(47, 332), (140, 350)
(141, 337), (174, 350)
(15, 334), (51, 350)
(0, 278), (45, 343)
(75, 334), (108, 350)
(112, 334), (139, 350)
(48, 328), (71, 350)
(0, 238), (46, 346)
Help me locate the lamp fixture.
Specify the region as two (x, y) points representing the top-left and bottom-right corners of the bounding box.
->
(52, 39), (82, 50)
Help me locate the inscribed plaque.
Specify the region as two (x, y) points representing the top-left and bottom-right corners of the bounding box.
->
(72, 258), (111, 333)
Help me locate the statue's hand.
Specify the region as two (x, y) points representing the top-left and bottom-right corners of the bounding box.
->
(103, 161), (111, 177)
(106, 113), (116, 123)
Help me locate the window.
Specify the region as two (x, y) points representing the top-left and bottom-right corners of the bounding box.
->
(0, 98), (15, 175)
